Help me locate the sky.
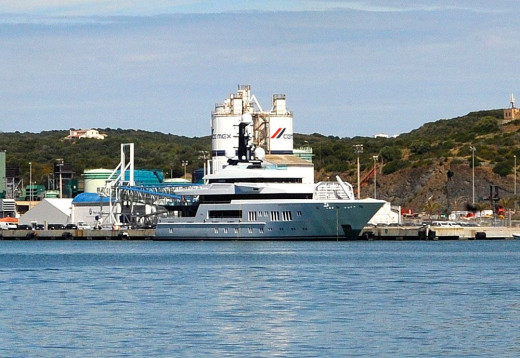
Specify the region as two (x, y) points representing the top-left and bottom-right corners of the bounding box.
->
(1, 1), (519, 138)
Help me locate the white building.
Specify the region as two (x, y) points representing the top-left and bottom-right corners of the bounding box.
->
(19, 198), (73, 225)
(368, 202), (401, 225)
(66, 129), (106, 140)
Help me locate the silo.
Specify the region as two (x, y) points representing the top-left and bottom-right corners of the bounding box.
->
(83, 169), (112, 193)
(211, 85), (254, 172)
(268, 94), (293, 154)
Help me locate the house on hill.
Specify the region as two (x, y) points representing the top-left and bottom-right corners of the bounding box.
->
(66, 128), (106, 140)
(503, 94), (520, 122)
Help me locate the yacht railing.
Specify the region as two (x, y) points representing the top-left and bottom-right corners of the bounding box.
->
(314, 177), (355, 200)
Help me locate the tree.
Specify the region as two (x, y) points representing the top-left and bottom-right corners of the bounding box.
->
(380, 146), (402, 162)
(410, 140), (431, 155)
(422, 199), (443, 219)
(473, 202), (491, 224)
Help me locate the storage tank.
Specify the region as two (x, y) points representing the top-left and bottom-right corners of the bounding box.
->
(211, 85), (254, 172)
(83, 169), (112, 193)
(211, 86), (295, 172)
(268, 94), (293, 154)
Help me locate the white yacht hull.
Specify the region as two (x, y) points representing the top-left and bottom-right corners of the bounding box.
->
(155, 199), (384, 240)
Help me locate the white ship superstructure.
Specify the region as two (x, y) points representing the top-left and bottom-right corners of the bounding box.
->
(155, 85), (384, 240)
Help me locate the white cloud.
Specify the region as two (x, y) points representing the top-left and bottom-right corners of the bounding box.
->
(1, 6), (519, 137)
(0, 0), (515, 17)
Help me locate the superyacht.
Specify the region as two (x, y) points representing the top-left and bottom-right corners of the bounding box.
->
(155, 86), (384, 240)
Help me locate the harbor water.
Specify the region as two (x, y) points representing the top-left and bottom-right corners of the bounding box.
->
(1, 240), (519, 357)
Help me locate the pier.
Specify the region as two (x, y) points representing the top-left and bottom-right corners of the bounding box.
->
(0, 229), (155, 240)
(361, 225), (518, 240)
(0, 226), (518, 240)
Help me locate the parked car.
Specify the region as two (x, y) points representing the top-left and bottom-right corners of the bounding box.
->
(65, 224), (78, 230)
(35, 224), (45, 230)
(77, 222), (92, 230)
(48, 223), (65, 230)
(17, 224), (33, 230)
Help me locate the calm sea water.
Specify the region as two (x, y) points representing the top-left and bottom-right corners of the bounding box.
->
(0, 240), (519, 357)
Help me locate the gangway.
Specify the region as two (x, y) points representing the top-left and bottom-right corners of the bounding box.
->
(96, 143), (204, 228)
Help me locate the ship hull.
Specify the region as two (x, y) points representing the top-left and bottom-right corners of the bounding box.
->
(155, 199), (384, 240)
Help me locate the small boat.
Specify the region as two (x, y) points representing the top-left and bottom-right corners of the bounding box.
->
(512, 233), (520, 240)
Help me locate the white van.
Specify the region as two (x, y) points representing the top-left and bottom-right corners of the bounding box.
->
(0, 222), (17, 230)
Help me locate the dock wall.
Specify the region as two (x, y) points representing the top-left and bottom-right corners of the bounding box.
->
(0, 226), (517, 240)
(361, 226), (518, 240)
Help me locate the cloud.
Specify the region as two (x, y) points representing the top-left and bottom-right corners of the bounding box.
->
(0, 0), (514, 18)
(1, 6), (519, 137)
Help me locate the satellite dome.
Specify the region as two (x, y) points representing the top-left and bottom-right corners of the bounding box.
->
(254, 147), (266, 160)
(225, 148), (235, 159)
(241, 113), (253, 124)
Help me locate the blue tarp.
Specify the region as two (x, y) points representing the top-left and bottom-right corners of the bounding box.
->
(72, 192), (110, 203)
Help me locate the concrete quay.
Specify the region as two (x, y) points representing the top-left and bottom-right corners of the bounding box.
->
(0, 229), (155, 240)
(0, 226), (517, 240)
(361, 225), (519, 240)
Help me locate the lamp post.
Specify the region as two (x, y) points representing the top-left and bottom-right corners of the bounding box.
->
(470, 146), (476, 204)
(28, 162), (32, 205)
(373, 155), (378, 199)
(56, 158), (64, 199)
(198, 151), (208, 176)
(354, 144), (363, 199)
(181, 160), (189, 179)
(514, 155), (517, 196)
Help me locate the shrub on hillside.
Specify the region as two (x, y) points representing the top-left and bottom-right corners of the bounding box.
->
(475, 116), (499, 134)
(493, 161), (512, 177)
(382, 160), (410, 175)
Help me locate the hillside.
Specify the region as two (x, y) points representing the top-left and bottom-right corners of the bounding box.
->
(1, 109), (518, 214)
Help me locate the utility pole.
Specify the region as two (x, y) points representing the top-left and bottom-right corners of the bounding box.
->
(470, 146), (476, 204)
(373, 155), (378, 199)
(514, 155), (517, 196)
(56, 158), (64, 198)
(182, 160), (189, 179)
(199, 151), (209, 176)
(28, 162), (32, 205)
(354, 144), (363, 199)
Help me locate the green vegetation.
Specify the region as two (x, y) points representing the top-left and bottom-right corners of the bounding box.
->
(0, 129), (210, 184)
(0, 108), (516, 189)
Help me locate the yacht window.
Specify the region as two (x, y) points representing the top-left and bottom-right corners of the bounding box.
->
(248, 211), (257, 221)
(209, 210), (242, 219)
